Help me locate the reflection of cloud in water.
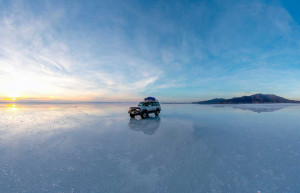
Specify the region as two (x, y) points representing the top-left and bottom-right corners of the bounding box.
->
(190, 119), (300, 192)
(128, 117), (161, 135)
(0, 103), (128, 137)
(2, 103), (300, 193)
(211, 104), (298, 113)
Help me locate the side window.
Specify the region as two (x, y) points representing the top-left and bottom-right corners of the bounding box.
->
(156, 102), (159, 106)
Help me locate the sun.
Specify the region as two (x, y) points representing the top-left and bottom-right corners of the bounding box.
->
(5, 93), (20, 101)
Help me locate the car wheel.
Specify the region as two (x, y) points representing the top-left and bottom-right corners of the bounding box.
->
(141, 112), (147, 119)
(155, 110), (160, 116)
(130, 114), (135, 118)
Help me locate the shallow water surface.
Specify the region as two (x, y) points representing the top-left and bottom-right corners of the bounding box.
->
(1, 103), (300, 193)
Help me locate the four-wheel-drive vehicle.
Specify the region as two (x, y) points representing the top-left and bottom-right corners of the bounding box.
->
(128, 97), (161, 119)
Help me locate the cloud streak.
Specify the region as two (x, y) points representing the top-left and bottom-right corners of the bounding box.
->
(0, 1), (164, 101)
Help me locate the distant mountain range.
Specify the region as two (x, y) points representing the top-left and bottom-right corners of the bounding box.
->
(194, 94), (300, 104)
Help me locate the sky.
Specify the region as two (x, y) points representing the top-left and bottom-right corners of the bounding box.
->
(1, 0), (300, 102)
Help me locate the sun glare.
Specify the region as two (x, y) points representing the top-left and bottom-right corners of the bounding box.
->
(6, 92), (20, 97)
(4, 97), (18, 101)
(5, 93), (20, 101)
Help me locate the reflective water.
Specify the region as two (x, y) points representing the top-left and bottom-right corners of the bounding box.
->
(1, 103), (300, 193)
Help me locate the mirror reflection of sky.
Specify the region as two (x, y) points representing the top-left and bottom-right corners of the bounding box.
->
(1, 103), (300, 193)
(1, 0), (300, 101)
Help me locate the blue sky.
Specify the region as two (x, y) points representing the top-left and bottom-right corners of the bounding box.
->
(0, 0), (300, 102)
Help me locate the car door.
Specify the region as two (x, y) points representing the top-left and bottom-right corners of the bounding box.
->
(149, 102), (155, 112)
(153, 102), (158, 112)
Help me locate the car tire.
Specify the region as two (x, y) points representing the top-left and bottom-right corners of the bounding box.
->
(141, 111), (148, 119)
(155, 110), (160, 116)
(130, 114), (135, 118)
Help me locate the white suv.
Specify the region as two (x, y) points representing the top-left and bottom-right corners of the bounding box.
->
(128, 98), (161, 119)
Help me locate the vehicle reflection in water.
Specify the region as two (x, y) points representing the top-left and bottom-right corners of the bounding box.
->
(128, 116), (161, 135)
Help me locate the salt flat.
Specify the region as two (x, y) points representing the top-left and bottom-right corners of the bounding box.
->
(1, 103), (300, 193)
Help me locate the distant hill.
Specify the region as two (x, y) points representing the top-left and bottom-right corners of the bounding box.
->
(194, 94), (300, 104)
(194, 98), (226, 104)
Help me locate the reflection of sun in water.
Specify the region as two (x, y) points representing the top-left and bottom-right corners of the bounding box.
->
(6, 104), (19, 111)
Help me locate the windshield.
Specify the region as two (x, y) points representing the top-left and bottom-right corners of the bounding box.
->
(138, 102), (149, 106)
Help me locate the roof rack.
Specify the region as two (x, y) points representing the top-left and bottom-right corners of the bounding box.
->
(144, 97), (157, 102)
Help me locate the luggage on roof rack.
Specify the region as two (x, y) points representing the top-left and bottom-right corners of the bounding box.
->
(144, 97), (157, 102)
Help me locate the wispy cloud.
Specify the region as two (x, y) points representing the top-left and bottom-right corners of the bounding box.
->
(0, 1), (164, 101)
